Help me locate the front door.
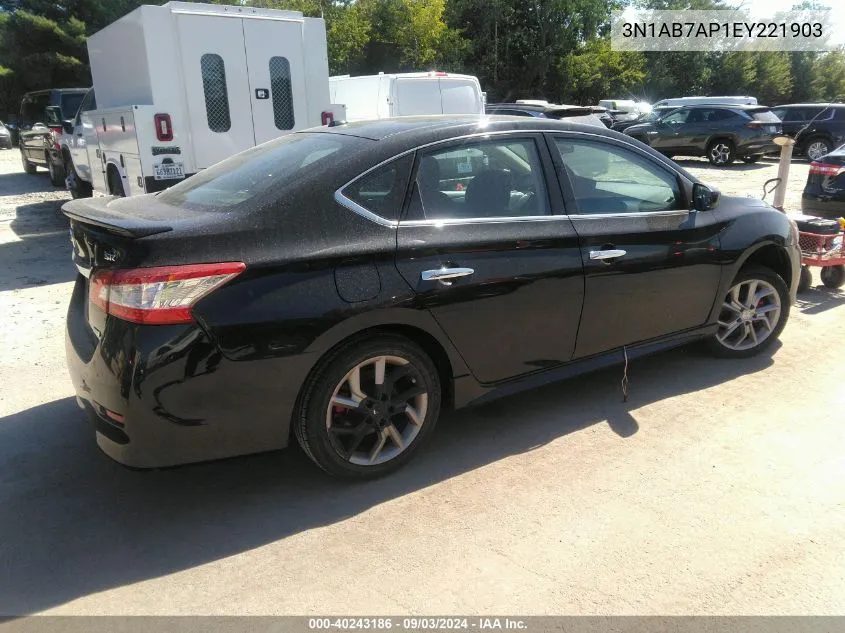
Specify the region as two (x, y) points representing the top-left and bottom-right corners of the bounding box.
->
(394, 133), (585, 384)
(242, 18), (307, 144)
(547, 132), (724, 359)
(649, 108), (690, 155)
(177, 14), (255, 169)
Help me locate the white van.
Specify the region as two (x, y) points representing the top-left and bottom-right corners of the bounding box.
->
(652, 96), (758, 109)
(329, 72), (484, 121)
(62, 2), (341, 197)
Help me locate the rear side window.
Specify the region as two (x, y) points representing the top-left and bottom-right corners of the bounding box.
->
(342, 154), (413, 221)
(200, 54), (232, 133)
(158, 132), (362, 210)
(269, 56), (295, 131)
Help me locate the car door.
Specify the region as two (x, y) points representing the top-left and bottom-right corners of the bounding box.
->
(393, 133), (585, 384)
(547, 132), (724, 359)
(771, 106), (804, 139)
(70, 90), (96, 183)
(648, 108), (690, 154)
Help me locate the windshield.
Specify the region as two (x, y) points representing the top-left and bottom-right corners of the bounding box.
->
(158, 132), (367, 210)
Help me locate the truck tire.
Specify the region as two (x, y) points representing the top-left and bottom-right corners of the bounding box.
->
(47, 153), (66, 187)
(107, 166), (125, 197)
(20, 149), (36, 174)
(65, 156), (93, 199)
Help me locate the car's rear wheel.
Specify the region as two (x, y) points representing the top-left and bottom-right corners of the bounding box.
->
(708, 266), (789, 358)
(20, 149), (36, 174)
(294, 335), (442, 478)
(47, 153), (65, 187)
(797, 265), (813, 294)
(805, 138), (832, 162)
(707, 139), (735, 166)
(820, 264), (845, 289)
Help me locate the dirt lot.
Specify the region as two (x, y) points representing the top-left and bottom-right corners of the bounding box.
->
(1, 149), (844, 616)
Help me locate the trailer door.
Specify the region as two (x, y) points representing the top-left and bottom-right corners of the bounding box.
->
(176, 14), (255, 169)
(242, 18), (308, 144)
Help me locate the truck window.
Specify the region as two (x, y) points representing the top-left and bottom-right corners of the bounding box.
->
(269, 56), (295, 131)
(200, 53), (232, 133)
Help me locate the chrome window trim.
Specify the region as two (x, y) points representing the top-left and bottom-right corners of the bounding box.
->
(333, 127), (692, 227)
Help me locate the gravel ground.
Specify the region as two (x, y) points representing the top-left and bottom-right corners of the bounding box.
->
(1, 147), (844, 617)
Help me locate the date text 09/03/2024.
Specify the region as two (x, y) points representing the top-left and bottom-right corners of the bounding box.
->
(308, 618), (528, 630)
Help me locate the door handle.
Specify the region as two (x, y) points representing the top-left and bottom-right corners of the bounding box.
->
(421, 267), (474, 285)
(589, 249), (627, 261)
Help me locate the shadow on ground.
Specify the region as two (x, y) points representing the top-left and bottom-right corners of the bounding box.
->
(0, 200), (74, 292)
(0, 343), (777, 615)
(795, 286), (845, 315)
(673, 158), (770, 173)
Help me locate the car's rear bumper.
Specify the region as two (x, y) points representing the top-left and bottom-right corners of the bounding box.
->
(65, 273), (316, 468)
(801, 193), (845, 219)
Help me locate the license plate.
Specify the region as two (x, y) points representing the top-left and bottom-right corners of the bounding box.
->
(153, 162), (184, 180)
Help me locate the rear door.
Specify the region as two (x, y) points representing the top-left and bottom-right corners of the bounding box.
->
(176, 14), (254, 168)
(242, 18), (307, 144)
(548, 132), (724, 358)
(393, 133), (585, 384)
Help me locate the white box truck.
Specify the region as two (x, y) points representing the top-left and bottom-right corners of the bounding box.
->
(62, 1), (340, 197)
(328, 72), (484, 121)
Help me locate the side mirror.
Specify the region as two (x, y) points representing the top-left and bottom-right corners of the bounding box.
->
(62, 120), (74, 134)
(693, 183), (720, 211)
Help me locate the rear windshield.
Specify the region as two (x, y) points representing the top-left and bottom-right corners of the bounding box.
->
(750, 109), (780, 122)
(61, 93), (85, 120)
(158, 132), (366, 210)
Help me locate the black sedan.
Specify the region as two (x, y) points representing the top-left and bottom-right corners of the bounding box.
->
(801, 143), (845, 219)
(63, 116), (800, 478)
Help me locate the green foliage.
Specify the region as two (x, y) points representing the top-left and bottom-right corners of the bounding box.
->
(563, 38), (645, 103)
(810, 50), (845, 102)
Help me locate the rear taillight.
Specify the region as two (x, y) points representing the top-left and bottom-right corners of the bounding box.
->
(809, 161), (844, 177)
(48, 125), (63, 149)
(90, 262), (245, 325)
(321, 111), (334, 126)
(746, 121), (763, 129)
(154, 113), (173, 142)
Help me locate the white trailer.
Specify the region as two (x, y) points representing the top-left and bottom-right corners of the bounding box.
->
(328, 72), (484, 121)
(63, 1), (339, 197)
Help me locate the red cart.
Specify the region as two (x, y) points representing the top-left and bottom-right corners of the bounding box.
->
(797, 226), (845, 293)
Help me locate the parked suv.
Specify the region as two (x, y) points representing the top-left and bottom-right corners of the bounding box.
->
(18, 88), (89, 185)
(0, 121), (11, 149)
(624, 104), (782, 166)
(611, 106), (673, 133)
(770, 103), (845, 162)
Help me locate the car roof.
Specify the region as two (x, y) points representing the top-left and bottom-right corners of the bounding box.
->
(22, 88), (90, 97)
(679, 103), (769, 110)
(774, 103), (845, 108)
(312, 115), (617, 143)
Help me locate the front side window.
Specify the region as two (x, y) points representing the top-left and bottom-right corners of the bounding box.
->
(200, 53), (232, 133)
(405, 138), (550, 220)
(269, 56), (295, 131)
(554, 138), (682, 215)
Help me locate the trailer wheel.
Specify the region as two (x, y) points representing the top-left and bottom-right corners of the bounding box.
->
(820, 265), (845, 289)
(797, 265), (812, 294)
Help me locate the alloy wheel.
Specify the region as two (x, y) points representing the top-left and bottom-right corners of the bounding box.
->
(709, 143), (731, 165)
(716, 279), (782, 351)
(806, 141), (830, 162)
(325, 355), (428, 466)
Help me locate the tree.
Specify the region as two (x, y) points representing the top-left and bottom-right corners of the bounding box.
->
(753, 52), (793, 105)
(562, 37), (645, 104)
(810, 50), (845, 102)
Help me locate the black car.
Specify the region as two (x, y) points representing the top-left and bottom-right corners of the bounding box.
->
(0, 120), (11, 149)
(63, 116), (800, 478)
(770, 103), (845, 162)
(801, 142), (845, 219)
(624, 104), (782, 166)
(486, 102), (612, 127)
(611, 106), (673, 133)
(18, 88), (89, 185)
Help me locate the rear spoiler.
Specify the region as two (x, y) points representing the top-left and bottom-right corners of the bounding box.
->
(62, 197), (173, 238)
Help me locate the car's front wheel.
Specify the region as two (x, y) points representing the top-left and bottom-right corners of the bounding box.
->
(708, 266), (790, 358)
(295, 335), (442, 478)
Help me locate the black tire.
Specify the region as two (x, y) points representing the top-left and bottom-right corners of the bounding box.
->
(707, 265), (790, 358)
(47, 153), (66, 187)
(797, 265), (813, 294)
(294, 334), (442, 479)
(65, 156), (93, 199)
(20, 149), (36, 174)
(741, 155), (762, 164)
(820, 265), (845, 289)
(707, 139), (736, 166)
(107, 167), (125, 197)
(804, 137), (833, 162)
